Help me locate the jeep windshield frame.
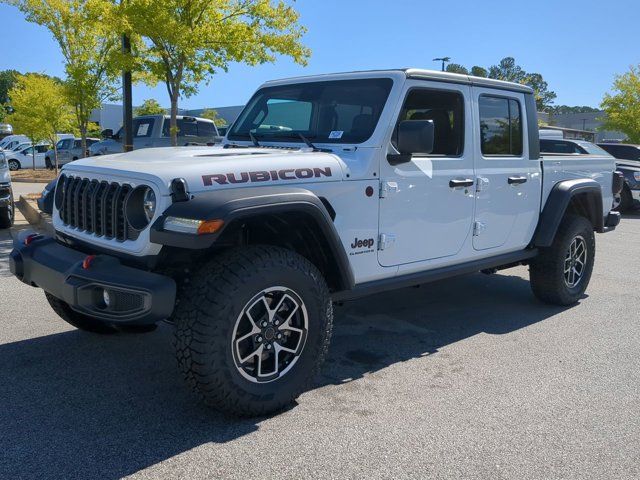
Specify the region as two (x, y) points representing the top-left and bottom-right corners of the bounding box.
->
(228, 78), (394, 145)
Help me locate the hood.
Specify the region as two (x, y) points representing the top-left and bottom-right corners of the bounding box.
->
(61, 146), (346, 194)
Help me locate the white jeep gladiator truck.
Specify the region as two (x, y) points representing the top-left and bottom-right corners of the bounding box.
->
(10, 69), (622, 416)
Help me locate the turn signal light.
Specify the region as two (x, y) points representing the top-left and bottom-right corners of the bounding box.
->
(197, 219), (225, 235)
(24, 234), (41, 246)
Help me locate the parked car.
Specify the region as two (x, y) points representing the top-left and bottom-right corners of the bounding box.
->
(0, 134), (30, 152)
(5, 143), (51, 170)
(0, 151), (14, 228)
(597, 143), (640, 211)
(10, 69), (621, 417)
(539, 138), (632, 210)
(89, 115), (220, 156)
(45, 137), (99, 169)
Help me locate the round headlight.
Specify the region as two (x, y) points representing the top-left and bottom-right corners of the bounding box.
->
(125, 185), (157, 231)
(143, 188), (156, 222)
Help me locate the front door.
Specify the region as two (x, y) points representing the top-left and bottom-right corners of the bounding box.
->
(378, 81), (475, 267)
(471, 88), (541, 251)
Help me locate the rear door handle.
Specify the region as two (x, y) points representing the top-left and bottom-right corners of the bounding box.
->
(508, 176), (528, 185)
(449, 178), (474, 188)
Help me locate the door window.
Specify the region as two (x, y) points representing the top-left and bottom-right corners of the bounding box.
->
(198, 121), (217, 138)
(393, 88), (465, 156)
(479, 96), (523, 156)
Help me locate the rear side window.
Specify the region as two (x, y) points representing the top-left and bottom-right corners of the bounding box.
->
(198, 121), (217, 138)
(479, 96), (523, 156)
(540, 139), (584, 154)
(394, 88), (465, 156)
(180, 119), (198, 137)
(600, 144), (640, 160)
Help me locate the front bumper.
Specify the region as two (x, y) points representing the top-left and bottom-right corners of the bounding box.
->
(10, 233), (176, 324)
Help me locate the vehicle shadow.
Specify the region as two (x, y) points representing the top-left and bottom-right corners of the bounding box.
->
(0, 269), (567, 479)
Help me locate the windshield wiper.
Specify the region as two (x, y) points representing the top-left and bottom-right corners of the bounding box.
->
(253, 131), (332, 153)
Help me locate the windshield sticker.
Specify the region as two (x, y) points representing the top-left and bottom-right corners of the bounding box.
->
(328, 131), (343, 139)
(137, 123), (149, 136)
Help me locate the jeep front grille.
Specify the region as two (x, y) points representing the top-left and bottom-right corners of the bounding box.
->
(57, 175), (138, 241)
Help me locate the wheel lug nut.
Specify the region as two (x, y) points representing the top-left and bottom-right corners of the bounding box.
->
(256, 336), (262, 342)
(261, 321), (268, 327)
(277, 333), (283, 339)
(266, 343), (272, 350)
(274, 320), (280, 326)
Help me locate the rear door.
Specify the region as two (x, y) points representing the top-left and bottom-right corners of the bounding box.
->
(378, 81), (475, 266)
(472, 89), (541, 251)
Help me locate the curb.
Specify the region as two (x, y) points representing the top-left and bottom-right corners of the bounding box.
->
(16, 195), (54, 235)
(11, 178), (53, 184)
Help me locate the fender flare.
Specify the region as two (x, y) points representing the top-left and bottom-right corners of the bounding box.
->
(533, 179), (604, 247)
(151, 186), (354, 290)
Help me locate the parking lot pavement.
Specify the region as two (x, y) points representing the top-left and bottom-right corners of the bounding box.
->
(1, 214), (639, 480)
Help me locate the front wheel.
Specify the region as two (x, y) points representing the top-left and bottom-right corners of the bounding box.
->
(0, 194), (14, 229)
(173, 246), (333, 416)
(8, 159), (20, 171)
(530, 215), (595, 305)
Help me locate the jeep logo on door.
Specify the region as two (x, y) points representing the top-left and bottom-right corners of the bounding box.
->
(202, 167), (332, 186)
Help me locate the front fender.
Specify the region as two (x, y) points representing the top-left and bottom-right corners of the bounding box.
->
(150, 185), (354, 289)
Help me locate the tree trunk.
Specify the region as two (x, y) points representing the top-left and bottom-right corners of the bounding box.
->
(32, 146), (36, 170)
(170, 91), (179, 147)
(80, 122), (87, 159)
(54, 144), (58, 176)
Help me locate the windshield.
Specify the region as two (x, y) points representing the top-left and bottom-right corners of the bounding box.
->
(229, 78), (393, 144)
(577, 141), (613, 156)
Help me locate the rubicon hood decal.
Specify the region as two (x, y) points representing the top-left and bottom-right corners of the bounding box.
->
(203, 167), (332, 186)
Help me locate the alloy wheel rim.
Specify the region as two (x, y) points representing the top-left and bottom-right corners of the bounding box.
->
(8, 160), (18, 171)
(231, 286), (308, 383)
(564, 235), (587, 288)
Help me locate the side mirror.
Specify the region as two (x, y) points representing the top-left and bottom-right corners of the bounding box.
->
(101, 128), (113, 139)
(388, 120), (435, 165)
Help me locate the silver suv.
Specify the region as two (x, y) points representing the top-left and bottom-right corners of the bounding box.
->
(88, 114), (220, 156)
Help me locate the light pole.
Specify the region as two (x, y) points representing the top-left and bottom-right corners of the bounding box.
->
(433, 57), (451, 72)
(121, 0), (133, 152)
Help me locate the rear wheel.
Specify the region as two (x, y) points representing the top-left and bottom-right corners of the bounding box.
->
(174, 246), (333, 416)
(530, 215), (595, 305)
(45, 293), (117, 334)
(614, 186), (633, 212)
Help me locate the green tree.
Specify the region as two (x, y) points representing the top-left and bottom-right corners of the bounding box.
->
(123, 0), (310, 145)
(600, 65), (640, 143)
(200, 108), (226, 127)
(8, 0), (121, 157)
(445, 63), (469, 75)
(471, 66), (487, 78)
(487, 57), (556, 110)
(8, 74), (74, 172)
(134, 98), (166, 116)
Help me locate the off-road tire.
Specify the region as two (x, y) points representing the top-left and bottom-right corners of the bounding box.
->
(173, 246), (333, 417)
(0, 195), (14, 229)
(45, 292), (117, 333)
(614, 186), (633, 212)
(530, 215), (595, 305)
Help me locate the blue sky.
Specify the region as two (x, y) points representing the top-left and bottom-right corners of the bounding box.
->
(1, 0), (638, 109)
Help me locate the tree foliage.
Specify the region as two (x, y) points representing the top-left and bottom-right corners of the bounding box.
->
(445, 63), (469, 75)
(8, 0), (121, 157)
(7, 74), (74, 171)
(134, 98), (165, 116)
(600, 65), (640, 143)
(122, 0), (310, 145)
(447, 57), (556, 110)
(199, 108), (226, 126)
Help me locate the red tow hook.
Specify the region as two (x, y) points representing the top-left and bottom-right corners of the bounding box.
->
(82, 255), (97, 270)
(24, 234), (42, 246)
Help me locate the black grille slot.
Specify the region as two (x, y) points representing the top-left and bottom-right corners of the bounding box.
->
(58, 176), (138, 241)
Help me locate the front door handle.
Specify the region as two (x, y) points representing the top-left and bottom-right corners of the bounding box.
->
(449, 178), (474, 188)
(508, 176), (528, 185)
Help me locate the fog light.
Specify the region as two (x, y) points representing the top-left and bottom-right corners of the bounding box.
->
(102, 289), (111, 308)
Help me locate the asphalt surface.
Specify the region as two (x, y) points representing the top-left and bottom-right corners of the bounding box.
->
(1, 190), (639, 479)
